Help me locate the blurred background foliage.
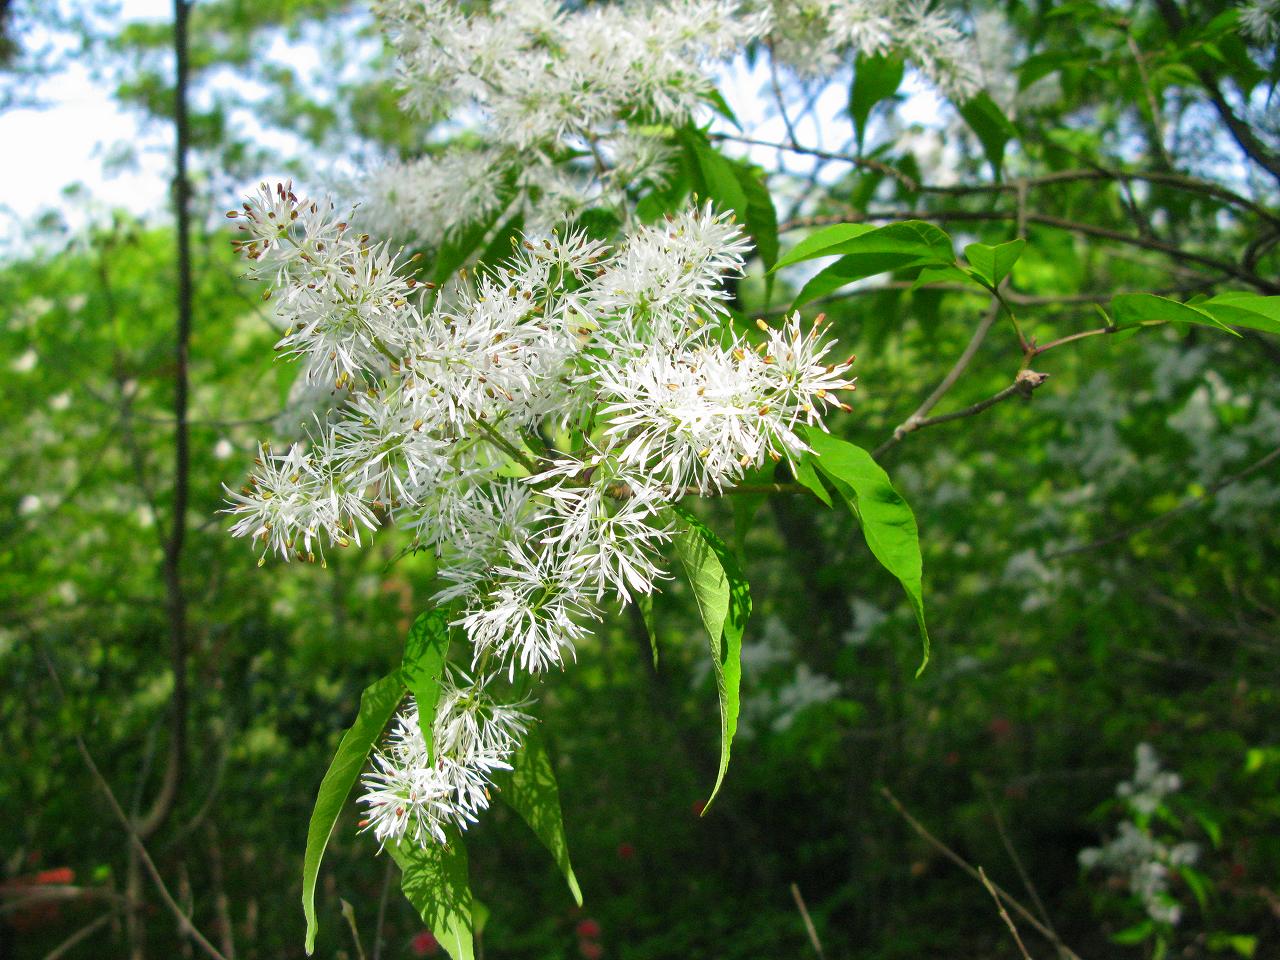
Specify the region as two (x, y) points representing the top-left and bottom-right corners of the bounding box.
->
(1, 0), (1278, 958)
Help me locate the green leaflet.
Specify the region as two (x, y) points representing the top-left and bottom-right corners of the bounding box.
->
(672, 504), (750, 811)
(773, 220), (952, 273)
(493, 726), (584, 906)
(682, 130), (779, 278)
(401, 609), (452, 766)
(1193, 292), (1280, 335)
(302, 672), (405, 955)
(803, 429), (931, 674)
(1110, 293), (1239, 336)
(957, 93), (1018, 181)
(849, 52), (904, 150)
(964, 238), (1025, 288)
(390, 833), (476, 960)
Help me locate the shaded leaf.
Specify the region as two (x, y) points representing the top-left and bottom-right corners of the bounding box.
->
(958, 93), (1018, 180)
(401, 609), (452, 766)
(303, 673), (405, 954)
(849, 52), (904, 149)
(672, 504), (750, 810)
(804, 429), (930, 673)
(494, 726), (583, 906)
(390, 833), (475, 960)
(1111, 293), (1240, 336)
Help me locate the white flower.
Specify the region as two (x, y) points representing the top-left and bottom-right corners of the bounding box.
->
(360, 670), (531, 847)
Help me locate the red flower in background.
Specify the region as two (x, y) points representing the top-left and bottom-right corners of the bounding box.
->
(576, 918), (602, 938)
(579, 940), (604, 959)
(616, 842), (635, 860)
(411, 930), (439, 956)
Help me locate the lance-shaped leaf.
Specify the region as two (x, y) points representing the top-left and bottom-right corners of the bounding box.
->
(773, 220), (953, 273)
(957, 93), (1018, 181)
(303, 672), (405, 954)
(390, 833), (475, 960)
(672, 505), (751, 810)
(493, 726), (583, 906)
(401, 609), (452, 766)
(1110, 293), (1239, 336)
(803, 429), (930, 674)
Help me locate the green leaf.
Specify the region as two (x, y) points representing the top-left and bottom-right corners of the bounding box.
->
(672, 504), (751, 810)
(1111, 293), (1240, 336)
(1111, 919), (1156, 945)
(683, 131), (777, 276)
(957, 93), (1018, 181)
(1197, 293), (1280, 335)
(792, 454), (832, 507)
(636, 591), (659, 668)
(849, 52), (904, 149)
(401, 609), (452, 766)
(803, 429), (930, 674)
(704, 88), (741, 130)
(389, 833), (475, 960)
(775, 223), (877, 271)
(494, 726), (583, 906)
(303, 673), (405, 954)
(1178, 865), (1212, 912)
(432, 204), (507, 286)
(964, 239), (1025, 287)
(773, 220), (951, 272)
(911, 264), (984, 291)
(1208, 933), (1258, 958)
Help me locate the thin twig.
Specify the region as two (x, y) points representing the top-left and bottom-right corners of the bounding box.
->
(880, 787), (1084, 960)
(41, 651), (229, 960)
(789, 883), (826, 960)
(979, 782), (1060, 948)
(872, 304), (1002, 459)
(43, 910), (121, 960)
(979, 866), (1035, 960)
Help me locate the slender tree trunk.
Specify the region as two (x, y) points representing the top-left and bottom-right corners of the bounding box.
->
(136, 0), (192, 843)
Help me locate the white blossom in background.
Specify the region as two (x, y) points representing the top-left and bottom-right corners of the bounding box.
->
(1079, 744), (1200, 927)
(225, 182), (857, 848)
(767, 0), (980, 100)
(363, 0), (769, 241)
(1240, 0), (1280, 43)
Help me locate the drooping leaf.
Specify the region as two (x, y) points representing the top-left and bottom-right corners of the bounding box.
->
(957, 93), (1018, 180)
(401, 609), (452, 766)
(390, 833), (475, 960)
(303, 672), (405, 954)
(672, 504), (750, 810)
(804, 429), (930, 674)
(964, 239), (1026, 288)
(849, 52), (904, 149)
(493, 726), (583, 906)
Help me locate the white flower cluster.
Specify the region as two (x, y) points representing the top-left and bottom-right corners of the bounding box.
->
(365, 0), (767, 240)
(767, 0), (981, 100)
(226, 182), (857, 846)
(1079, 744), (1200, 927)
(360, 671), (532, 845)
